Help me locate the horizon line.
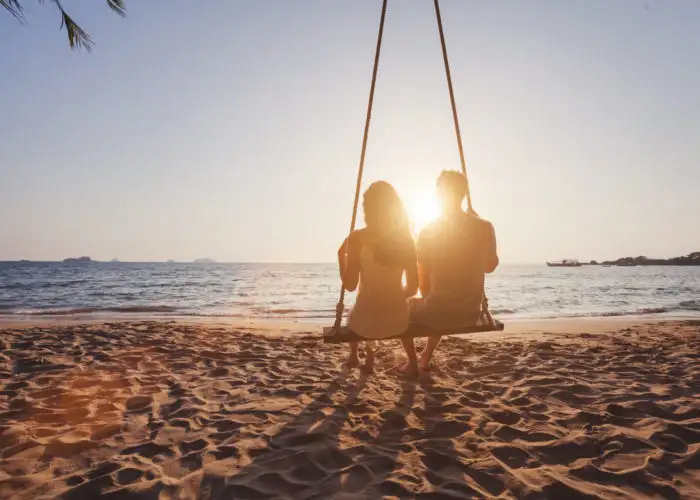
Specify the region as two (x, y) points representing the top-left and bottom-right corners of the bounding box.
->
(0, 259), (549, 266)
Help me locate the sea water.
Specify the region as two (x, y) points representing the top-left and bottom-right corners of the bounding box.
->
(0, 262), (698, 322)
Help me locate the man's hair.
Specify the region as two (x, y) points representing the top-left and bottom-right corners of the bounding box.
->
(437, 170), (468, 200)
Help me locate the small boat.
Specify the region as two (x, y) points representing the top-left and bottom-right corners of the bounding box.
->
(546, 259), (582, 267)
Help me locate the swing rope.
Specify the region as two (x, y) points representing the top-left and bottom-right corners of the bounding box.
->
(433, 0), (473, 214)
(432, 0), (494, 327)
(333, 0), (388, 330)
(333, 0), (494, 330)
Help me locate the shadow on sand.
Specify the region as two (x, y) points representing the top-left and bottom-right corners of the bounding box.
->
(196, 369), (418, 499)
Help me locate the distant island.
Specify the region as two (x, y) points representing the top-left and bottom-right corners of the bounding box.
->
(193, 258), (216, 263)
(598, 252), (699, 267)
(62, 256), (92, 263)
(167, 259), (176, 263)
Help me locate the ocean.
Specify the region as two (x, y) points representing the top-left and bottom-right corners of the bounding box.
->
(0, 262), (698, 322)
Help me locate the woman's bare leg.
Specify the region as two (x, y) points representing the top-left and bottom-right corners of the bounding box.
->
(419, 335), (442, 370)
(347, 341), (360, 367)
(399, 337), (418, 376)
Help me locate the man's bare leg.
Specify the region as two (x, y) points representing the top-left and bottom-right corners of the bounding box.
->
(362, 341), (375, 373)
(419, 335), (442, 370)
(399, 337), (419, 377)
(347, 341), (360, 367)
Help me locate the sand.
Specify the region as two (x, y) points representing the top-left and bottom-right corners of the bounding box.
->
(0, 318), (698, 499)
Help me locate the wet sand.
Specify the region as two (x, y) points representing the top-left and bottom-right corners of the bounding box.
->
(1, 318), (699, 499)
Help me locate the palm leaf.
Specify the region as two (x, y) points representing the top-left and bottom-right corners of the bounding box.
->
(107, 0), (126, 17)
(1, 0), (24, 20)
(60, 10), (93, 51)
(38, 0), (93, 51)
(3, 0), (126, 50)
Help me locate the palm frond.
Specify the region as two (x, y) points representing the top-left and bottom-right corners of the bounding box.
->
(1, 0), (24, 21)
(3, 0), (126, 50)
(60, 10), (93, 51)
(38, 0), (93, 51)
(107, 0), (126, 17)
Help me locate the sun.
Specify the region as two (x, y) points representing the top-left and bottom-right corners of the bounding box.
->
(406, 194), (440, 234)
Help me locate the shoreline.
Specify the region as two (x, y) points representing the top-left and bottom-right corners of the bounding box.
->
(0, 313), (694, 338)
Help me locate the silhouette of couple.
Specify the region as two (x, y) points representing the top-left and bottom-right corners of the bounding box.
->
(337, 170), (498, 376)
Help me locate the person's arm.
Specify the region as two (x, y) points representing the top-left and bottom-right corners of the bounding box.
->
(415, 230), (431, 297)
(485, 221), (499, 273)
(417, 262), (431, 297)
(337, 238), (348, 280)
(403, 239), (418, 298)
(337, 231), (361, 291)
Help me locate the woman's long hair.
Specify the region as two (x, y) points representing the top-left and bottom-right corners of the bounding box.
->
(362, 181), (414, 268)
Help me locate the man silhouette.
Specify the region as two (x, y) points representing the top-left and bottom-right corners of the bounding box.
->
(410, 170), (499, 370)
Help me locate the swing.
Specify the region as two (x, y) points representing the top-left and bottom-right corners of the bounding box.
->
(323, 0), (504, 344)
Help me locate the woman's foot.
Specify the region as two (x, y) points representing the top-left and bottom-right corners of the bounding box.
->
(418, 355), (432, 372)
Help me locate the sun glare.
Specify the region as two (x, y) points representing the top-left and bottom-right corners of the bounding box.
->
(407, 194), (440, 234)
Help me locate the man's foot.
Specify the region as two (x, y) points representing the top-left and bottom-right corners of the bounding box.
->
(398, 360), (419, 378)
(346, 354), (360, 368)
(361, 350), (375, 374)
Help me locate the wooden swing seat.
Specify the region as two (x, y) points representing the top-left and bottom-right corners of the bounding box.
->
(323, 318), (504, 344)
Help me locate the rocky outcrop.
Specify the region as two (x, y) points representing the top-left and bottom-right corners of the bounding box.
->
(62, 256), (92, 263)
(602, 252), (700, 266)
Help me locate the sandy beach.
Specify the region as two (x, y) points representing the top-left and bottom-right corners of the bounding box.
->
(1, 318), (699, 499)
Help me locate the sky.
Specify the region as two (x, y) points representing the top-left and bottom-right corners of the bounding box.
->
(1, 0), (698, 263)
